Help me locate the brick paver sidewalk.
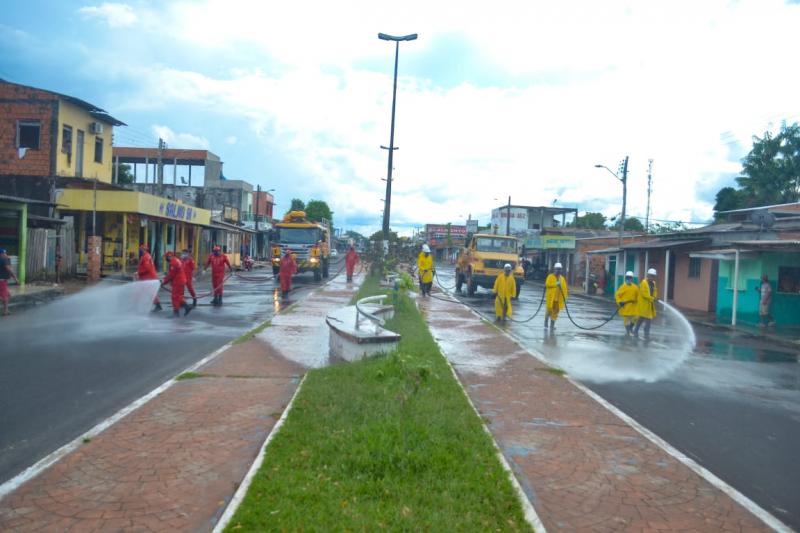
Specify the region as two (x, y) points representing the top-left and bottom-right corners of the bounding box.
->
(421, 294), (776, 532)
(0, 274), (361, 532)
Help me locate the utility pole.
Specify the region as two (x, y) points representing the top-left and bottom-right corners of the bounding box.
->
(506, 196), (511, 236)
(645, 159), (653, 233)
(618, 156), (628, 249)
(255, 184), (260, 259)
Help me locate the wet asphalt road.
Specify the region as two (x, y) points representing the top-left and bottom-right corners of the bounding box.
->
(435, 267), (800, 530)
(0, 260), (344, 486)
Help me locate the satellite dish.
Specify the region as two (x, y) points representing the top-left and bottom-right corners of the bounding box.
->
(750, 209), (776, 229)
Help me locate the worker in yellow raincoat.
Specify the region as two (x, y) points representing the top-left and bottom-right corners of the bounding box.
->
(634, 268), (658, 339)
(544, 262), (568, 330)
(615, 271), (639, 336)
(493, 264), (517, 323)
(417, 244), (434, 297)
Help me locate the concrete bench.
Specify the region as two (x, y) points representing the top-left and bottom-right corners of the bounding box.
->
(326, 303), (400, 362)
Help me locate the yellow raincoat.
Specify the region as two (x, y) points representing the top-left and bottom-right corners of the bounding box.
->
(615, 282), (639, 326)
(493, 272), (517, 318)
(545, 273), (568, 319)
(417, 253), (434, 284)
(637, 279), (658, 319)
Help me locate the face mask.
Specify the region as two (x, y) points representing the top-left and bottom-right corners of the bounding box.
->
(182, 253), (189, 259)
(213, 250), (220, 256)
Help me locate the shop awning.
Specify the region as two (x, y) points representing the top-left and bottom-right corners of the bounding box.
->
(689, 249), (758, 261)
(0, 194), (58, 206)
(621, 239), (707, 250)
(56, 189), (212, 226)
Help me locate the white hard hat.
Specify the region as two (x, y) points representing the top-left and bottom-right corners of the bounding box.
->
(625, 271), (634, 277)
(504, 263), (512, 270)
(554, 262), (563, 269)
(422, 244), (430, 253)
(647, 268), (657, 276)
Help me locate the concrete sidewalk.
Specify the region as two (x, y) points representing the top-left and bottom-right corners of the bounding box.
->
(420, 293), (780, 532)
(0, 273), (362, 532)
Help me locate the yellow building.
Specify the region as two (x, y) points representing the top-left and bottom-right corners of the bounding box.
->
(56, 188), (212, 273)
(54, 99), (118, 182)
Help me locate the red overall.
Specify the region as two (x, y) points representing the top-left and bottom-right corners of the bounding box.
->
(205, 253), (231, 296)
(182, 256), (197, 298)
(162, 255), (187, 311)
(279, 253), (297, 294)
(137, 251), (160, 304)
(345, 248), (359, 280)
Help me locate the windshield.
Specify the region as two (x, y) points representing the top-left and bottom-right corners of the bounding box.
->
(276, 227), (320, 244)
(475, 237), (517, 254)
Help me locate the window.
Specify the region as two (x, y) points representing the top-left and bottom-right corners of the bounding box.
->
(777, 266), (800, 293)
(94, 137), (103, 163)
(62, 125), (73, 157)
(688, 257), (702, 278)
(17, 120), (41, 149)
(475, 237), (517, 253)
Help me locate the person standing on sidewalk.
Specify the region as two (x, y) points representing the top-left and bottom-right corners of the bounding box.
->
(205, 245), (232, 306)
(0, 248), (20, 317)
(493, 263), (516, 323)
(615, 271), (639, 336)
(544, 262), (568, 330)
(181, 249), (197, 308)
(417, 244), (434, 297)
(162, 250), (192, 317)
(345, 245), (359, 282)
(278, 247), (297, 298)
(634, 268), (658, 339)
(757, 274), (774, 328)
(137, 246), (162, 312)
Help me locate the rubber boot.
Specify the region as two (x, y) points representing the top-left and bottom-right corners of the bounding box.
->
(218, 295), (223, 306)
(550, 320), (556, 331)
(172, 310), (180, 318)
(192, 297), (197, 308)
(212, 295), (219, 306)
(152, 302), (163, 313)
(183, 303), (192, 316)
(544, 316), (549, 329)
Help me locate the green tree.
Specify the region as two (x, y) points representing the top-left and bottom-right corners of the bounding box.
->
(113, 163), (134, 185)
(305, 199), (334, 225)
(713, 186), (745, 217)
(289, 198), (305, 212)
(369, 229), (398, 242)
(736, 123), (800, 206)
(610, 217), (646, 232)
(570, 211), (607, 229)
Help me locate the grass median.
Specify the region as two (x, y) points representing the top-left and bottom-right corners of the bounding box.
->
(226, 276), (531, 532)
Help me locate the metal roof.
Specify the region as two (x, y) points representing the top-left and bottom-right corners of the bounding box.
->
(0, 194), (58, 206)
(718, 202), (800, 214)
(621, 239), (708, 250)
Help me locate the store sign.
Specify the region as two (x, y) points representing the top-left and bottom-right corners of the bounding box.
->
(524, 235), (576, 249)
(159, 201), (198, 222)
(466, 219), (478, 234)
(425, 224), (467, 236)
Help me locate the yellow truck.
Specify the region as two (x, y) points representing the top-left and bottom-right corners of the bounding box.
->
(271, 211), (330, 281)
(455, 234), (524, 297)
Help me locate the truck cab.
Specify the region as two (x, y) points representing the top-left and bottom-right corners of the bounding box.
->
(271, 211), (330, 281)
(455, 234), (524, 297)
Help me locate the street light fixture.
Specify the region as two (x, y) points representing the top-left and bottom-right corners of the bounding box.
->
(378, 31), (418, 248)
(594, 157), (628, 249)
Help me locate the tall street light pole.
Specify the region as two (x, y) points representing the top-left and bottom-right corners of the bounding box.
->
(594, 156), (628, 249)
(378, 32), (417, 245)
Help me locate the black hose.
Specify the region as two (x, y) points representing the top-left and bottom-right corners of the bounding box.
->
(432, 272), (545, 323)
(556, 282), (620, 330)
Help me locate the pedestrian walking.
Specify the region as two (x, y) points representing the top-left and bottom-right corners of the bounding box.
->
(278, 247), (297, 298)
(757, 274), (774, 328)
(204, 245), (232, 306)
(161, 250), (192, 317)
(634, 268), (658, 339)
(345, 245), (359, 282)
(615, 271), (639, 336)
(137, 246), (161, 312)
(181, 249), (197, 307)
(544, 262), (568, 330)
(0, 248), (20, 317)
(493, 263), (517, 323)
(417, 244), (434, 297)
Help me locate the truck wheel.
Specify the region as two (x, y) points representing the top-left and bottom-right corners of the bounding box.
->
(273, 266), (279, 276)
(467, 270), (476, 296)
(322, 259), (329, 278)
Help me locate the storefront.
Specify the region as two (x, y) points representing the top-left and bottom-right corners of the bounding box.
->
(56, 189), (211, 273)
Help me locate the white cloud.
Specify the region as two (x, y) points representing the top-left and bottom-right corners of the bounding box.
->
(78, 3), (138, 28)
(225, 135), (237, 145)
(152, 125), (209, 150)
(80, 0), (800, 232)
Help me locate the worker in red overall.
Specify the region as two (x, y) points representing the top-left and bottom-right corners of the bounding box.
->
(345, 245), (359, 282)
(278, 248), (297, 298)
(181, 249), (197, 307)
(205, 245), (232, 306)
(137, 245), (161, 312)
(162, 250), (192, 317)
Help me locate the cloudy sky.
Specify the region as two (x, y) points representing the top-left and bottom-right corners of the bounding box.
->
(2, 0), (799, 235)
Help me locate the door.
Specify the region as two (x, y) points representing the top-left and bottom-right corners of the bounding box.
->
(76, 130), (85, 177)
